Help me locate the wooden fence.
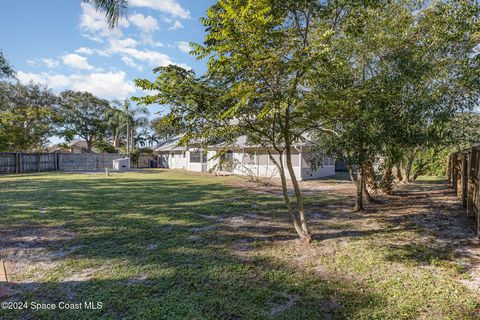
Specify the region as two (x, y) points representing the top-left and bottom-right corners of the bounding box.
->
(0, 152), (158, 174)
(449, 146), (480, 238)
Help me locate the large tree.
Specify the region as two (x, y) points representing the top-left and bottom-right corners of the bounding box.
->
(0, 82), (59, 151)
(308, 0), (480, 209)
(135, 0), (334, 242)
(58, 91), (110, 152)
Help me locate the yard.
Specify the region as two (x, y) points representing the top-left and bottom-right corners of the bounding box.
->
(0, 170), (479, 319)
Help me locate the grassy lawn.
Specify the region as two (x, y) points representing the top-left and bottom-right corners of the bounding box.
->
(0, 170), (478, 319)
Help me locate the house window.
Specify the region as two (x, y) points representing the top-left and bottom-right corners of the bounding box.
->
(202, 153), (207, 163)
(183, 152), (186, 158)
(190, 151), (201, 163)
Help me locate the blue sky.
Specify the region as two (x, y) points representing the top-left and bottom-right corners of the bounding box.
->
(0, 0), (215, 120)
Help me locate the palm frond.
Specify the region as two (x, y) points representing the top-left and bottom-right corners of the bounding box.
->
(83, 0), (128, 28)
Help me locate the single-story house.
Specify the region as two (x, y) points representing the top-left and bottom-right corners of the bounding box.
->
(154, 135), (335, 180)
(47, 140), (99, 153)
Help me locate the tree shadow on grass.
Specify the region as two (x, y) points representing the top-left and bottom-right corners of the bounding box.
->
(1, 172), (479, 319)
(0, 173), (389, 319)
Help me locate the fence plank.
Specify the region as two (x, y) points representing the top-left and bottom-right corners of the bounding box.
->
(451, 148), (479, 239)
(0, 152), (157, 174)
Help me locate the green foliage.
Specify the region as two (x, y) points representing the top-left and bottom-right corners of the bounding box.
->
(0, 81), (59, 151)
(93, 140), (117, 153)
(151, 116), (184, 141)
(0, 50), (15, 79)
(413, 148), (452, 177)
(58, 90), (110, 152)
(309, 0), (479, 186)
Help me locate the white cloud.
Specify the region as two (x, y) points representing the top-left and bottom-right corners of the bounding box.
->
(42, 58), (60, 68)
(176, 41), (191, 53)
(17, 71), (135, 100)
(62, 53), (95, 70)
(122, 56), (144, 71)
(130, 0), (190, 19)
(79, 3), (128, 40)
(75, 47), (94, 55)
(129, 13), (158, 33)
(168, 20), (184, 30)
(26, 58), (60, 68)
(140, 34), (164, 47)
(122, 48), (175, 67)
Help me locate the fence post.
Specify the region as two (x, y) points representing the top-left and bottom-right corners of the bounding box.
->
(467, 148), (474, 217)
(462, 152), (468, 207)
(452, 154), (458, 194)
(15, 153), (19, 174)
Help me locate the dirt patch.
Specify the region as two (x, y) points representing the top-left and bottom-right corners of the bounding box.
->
(267, 291), (298, 316)
(63, 266), (107, 282)
(228, 176), (480, 295)
(0, 225), (76, 283)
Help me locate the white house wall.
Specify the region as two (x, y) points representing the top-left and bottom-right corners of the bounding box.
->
(230, 148), (303, 180)
(157, 146), (335, 180)
(299, 147), (335, 179)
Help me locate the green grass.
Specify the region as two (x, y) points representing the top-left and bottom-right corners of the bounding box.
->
(0, 170), (478, 319)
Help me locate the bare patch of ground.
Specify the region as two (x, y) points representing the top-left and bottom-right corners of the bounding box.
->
(0, 225), (77, 283)
(229, 175), (480, 297)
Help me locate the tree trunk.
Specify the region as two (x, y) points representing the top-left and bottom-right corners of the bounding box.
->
(268, 150), (309, 242)
(363, 176), (373, 203)
(346, 160), (357, 186)
(402, 150), (417, 183)
(284, 146), (312, 243)
(395, 164), (402, 181)
(354, 167), (364, 211)
(86, 140), (93, 153)
(113, 133), (121, 148)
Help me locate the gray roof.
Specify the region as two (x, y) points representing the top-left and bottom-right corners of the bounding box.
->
(154, 135), (186, 152)
(155, 134), (311, 152)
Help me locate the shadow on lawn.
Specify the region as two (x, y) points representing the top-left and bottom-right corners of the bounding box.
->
(0, 173), (386, 319)
(374, 180), (478, 273)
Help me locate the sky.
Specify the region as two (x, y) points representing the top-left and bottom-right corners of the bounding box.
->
(0, 0), (216, 130)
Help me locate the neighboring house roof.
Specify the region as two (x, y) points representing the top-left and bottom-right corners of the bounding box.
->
(47, 144), (68, 153)
(47, 140), (99, 153)
(68, 140), (86, 149)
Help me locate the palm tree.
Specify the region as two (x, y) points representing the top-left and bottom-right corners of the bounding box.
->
(111, 99), (149, 154)
(105, 107), (126, 148)
(146, 131), (159, 147)
(136, 128), (149, 148)
(84, 0), (128, 28)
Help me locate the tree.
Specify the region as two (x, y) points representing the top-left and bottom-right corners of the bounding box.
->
(0, 50), (15, 79)
(0, 82), (59, 151)
(135, 0), (333, 242)
(58, 91), (110, 152)
(105, 107), (127, 148)
(111, 99), (150, 153)
(308, 0), (480, 209)
(151, 116), (185, 141)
